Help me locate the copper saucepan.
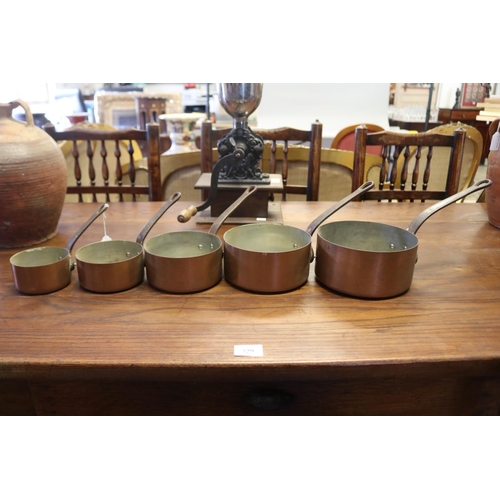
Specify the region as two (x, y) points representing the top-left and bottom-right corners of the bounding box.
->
(75, 192), (181, 293)
(144, 185), (257, 293)
(314, 179), (492, 299)
(222, 182), (375, 293)
(9, 203), (109, 294)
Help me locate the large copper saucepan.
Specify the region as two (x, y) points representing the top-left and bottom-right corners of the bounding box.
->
(314, 179), (492, 299)
(75, 192), (181, 293)
(144, 185), (257, 293)
(9, 204), (109, 294)
(222, 182), (375, 293)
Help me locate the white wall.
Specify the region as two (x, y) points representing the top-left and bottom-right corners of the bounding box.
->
(437, 83), (461, 108)
(256, 83), (391, 145)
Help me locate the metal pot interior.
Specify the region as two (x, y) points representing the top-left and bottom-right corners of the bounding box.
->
(224, 224), (311, 253)
(318, 221), (419, 253)
(10, 247), (69, 267)
(76, 240), (143, 264)
(145, 232), (221, 258)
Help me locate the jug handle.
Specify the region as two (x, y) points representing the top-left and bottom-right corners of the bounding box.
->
(11, 100), (34, 127)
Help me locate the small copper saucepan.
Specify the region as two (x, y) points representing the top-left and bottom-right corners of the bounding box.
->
(144, 185), (257, 293)
(9, 204), (109, 294)
(75, 192), (181, 293)
(314, 179), (492, 299)
(222, 182), (375, 293)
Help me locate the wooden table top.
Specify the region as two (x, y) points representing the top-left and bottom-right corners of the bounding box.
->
(1, 200), (500, 382)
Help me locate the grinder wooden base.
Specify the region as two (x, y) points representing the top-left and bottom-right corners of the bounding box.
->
(194, 173), (284, 223)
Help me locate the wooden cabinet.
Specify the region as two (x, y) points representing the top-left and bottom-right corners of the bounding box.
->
(444, 108), (481, 122)
(2, 377), (499, 416)
(438, 107), (490, 160)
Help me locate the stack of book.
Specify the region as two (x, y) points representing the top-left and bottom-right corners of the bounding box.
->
(476, 96), (500, 121)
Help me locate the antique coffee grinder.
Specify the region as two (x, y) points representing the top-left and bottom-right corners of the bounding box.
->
(216, 83), (268, 184)
(178, 83), (283, 224)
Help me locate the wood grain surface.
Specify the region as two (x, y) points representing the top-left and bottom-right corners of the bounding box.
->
(1, 201), (499, 414)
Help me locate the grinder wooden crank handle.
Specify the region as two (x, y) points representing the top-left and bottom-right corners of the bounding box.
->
(177, 145), (246, 223)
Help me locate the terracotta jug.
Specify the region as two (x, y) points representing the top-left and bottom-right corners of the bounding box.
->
(486, 120), (500, 229)
(0, 100), (67, 248)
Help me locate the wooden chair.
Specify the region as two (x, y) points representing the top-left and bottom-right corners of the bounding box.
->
(331, 123), (385, 156)
(45, 122), (170, 203)
(257, 146), (382, 201)
(159, 149), (214, 202)
(426, 122), (483, 192)
(318, 148), (384, 201)
(196, 120), (323, 201)
(376, 122), (483, 202)
(352, 124), (467, 201)
(122, 149), (207, 203)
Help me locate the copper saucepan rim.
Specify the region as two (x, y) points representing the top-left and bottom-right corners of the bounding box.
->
(223, 223), (312, 254)
(75, 239), (143, 265)
(316, 178), (494, 257)
(9, 246), (70, 267)
(147, 185), (257, 260)
(317, 220), (419, 254)
(144, 231), (222, 259)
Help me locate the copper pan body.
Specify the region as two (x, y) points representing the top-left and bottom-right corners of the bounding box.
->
(144, 232), (223, 293)
(315, 179), (492, 299)
(315, 221), (418, 298)
(10, 247), (74, 295)
(144, 186), (257, 294)
(9, 204), (108, 295)
(223, 182), (376, 293)
(223, 224), (312, 293)
(75, 193), (181, 293)
(76, 240), (145, 293)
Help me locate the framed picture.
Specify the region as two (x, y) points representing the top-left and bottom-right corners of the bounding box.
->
(461, 83), (489, 107)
